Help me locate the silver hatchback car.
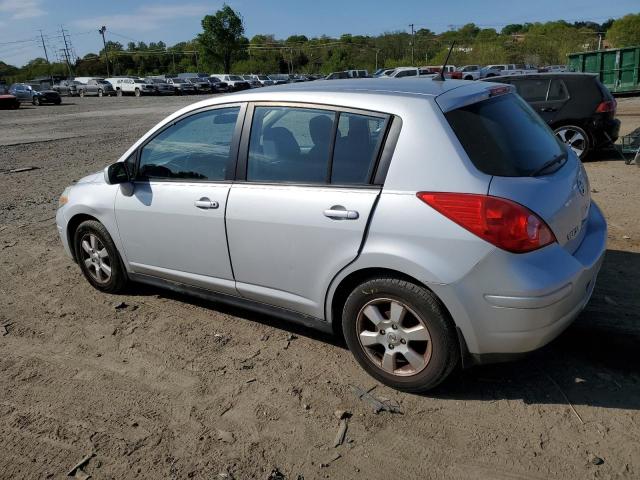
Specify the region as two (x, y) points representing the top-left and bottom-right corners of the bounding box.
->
(56, 78), (607, 392)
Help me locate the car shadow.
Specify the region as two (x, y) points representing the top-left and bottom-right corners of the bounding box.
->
(126, 248), (640, 410)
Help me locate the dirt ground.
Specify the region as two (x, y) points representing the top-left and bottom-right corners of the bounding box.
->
(1, 94), (639, 480)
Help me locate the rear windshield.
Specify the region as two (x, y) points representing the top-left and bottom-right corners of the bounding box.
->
(445, 94), (565, 177)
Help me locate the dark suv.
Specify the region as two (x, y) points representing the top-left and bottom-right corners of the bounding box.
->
(484, 73), (620, 159)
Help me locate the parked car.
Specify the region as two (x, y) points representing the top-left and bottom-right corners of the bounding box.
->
(0, 93), (20, 109)
(481, 64), (537, 78)
(326, 70), (369, 80)
(186, 77), (213, 93)
(241, 75), (262, 88)
(247, 75), (274, 87)
(383, 67), (436, 78)
(450, 65), (482, 80)
(165, 77), (197, 95)
(56, 78), (606, 392)
(421, 65), (457, 77)
(52, 80), (81, 96)
(541, 65), (568, 73)
(9, 83), (61, 105)
(484, 73), (620, 159)
(106, 78), (155, 97)
(268, 74), (292, 85)
(210, 74), (250, 91)
(325, 71), (350, 80)
(76, 78), (115, 97)
(144, 77), (175, 95)
(206, 77), (230, 93)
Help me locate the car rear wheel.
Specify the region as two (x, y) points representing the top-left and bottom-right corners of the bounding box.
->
(74, 220), (127, 293)
(554, 125), (590, 160)
(342, 277), (459, 392)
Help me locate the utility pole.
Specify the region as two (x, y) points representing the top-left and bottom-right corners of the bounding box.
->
(60, 26), (73, 76)
(38, 30), (52, 82)
(409, 23), (415, 65)
(375, 49), (380, 70)
(98, 26), (110, 77)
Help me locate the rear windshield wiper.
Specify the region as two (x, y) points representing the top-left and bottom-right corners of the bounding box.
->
(529, 152), (568, 177)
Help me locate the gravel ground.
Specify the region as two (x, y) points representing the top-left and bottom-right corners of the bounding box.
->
(1, 94), (639, 480)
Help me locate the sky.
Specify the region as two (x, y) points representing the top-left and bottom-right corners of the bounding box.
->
(0, 0), (638, 67)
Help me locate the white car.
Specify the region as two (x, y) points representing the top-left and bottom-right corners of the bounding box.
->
(107, 78), (156, 97)
(482, 64), (538, 78)
(210, 74), (250, 91)
(383, 67), (435, 78)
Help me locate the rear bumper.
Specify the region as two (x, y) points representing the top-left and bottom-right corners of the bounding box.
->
(592, 117), (620, 148)
(433, 201), (607, 356)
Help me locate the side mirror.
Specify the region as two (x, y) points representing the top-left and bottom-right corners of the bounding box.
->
(104, 162), (130, 185)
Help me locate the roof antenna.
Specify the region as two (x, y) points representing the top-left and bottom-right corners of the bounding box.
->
(433, 41), (455, 81)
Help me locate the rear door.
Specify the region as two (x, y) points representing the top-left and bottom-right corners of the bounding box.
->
(226, 103), (390, 318)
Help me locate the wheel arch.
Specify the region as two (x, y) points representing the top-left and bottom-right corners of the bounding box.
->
(328, 267), (452, 337)
(66, 213), (100, 262)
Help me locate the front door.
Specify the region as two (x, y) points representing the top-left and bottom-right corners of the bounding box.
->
(115, 104), (244, 295)
(226, 104), (389, 318)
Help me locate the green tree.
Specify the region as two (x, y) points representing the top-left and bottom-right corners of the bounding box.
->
(606, 14), (640, 47)
(198, 4), (247, 73)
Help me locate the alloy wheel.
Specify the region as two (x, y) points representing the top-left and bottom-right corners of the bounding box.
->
(356, 298), (433, 376)
(80, 233), (112, 284)
(555, 127), (587, 158)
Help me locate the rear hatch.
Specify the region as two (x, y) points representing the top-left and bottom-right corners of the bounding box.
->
(439, 87), (591, 253)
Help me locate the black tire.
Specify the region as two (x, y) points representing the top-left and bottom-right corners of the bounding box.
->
(464, 75), (474, 80)
(55, 99), (61, 105)
(74, 220), (127, 293)
(553, 124), (591, 160)
(342, 277), (459, 393)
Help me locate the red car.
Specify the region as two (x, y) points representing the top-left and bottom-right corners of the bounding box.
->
(0, 94), (20, 109)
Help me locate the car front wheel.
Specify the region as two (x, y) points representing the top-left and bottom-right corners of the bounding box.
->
(554, 125), (590, 160)
(342, 277), (459, 393)
(74, 220), (127, 293)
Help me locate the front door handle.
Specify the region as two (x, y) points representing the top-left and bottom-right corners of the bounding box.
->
(324, 207), (359, 220)
(194, 197), (219, 209)
(540, 107), (557, 112)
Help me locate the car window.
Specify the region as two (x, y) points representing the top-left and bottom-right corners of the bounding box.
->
(445, 94), (565, 177)
(247, 106), (336, 183)
(332, 113), (386, 184)
(512, 79), (550, 102)
(396, 70), (417, 78)
(547, 79), (569, 101)
(138, 106), (240, 181)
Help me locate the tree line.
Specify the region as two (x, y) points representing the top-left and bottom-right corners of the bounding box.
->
(1, 7), (639, 83)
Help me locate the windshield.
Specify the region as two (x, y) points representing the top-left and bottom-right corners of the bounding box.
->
(134, 79), (145, 83)
(228, 75), (243, 81)
(172, 78), (185, 83)
(257, 75), (269, 80)
(97, 80), (109, 84)
(445, 93), (566, 177)
(29, 84), (42, 91)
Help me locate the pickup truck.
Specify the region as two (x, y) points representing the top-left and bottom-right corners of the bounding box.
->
(107, 77), (156, 96)
(76, 78), (115, 97)
(481, 64), (538, 78)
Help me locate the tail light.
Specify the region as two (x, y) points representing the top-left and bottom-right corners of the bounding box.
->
(595, 100), (616, 114)
(416, 192), (556, 253)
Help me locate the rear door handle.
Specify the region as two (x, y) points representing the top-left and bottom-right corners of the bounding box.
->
(194, 197), (219, 209)
(324, 208), (359, 220)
